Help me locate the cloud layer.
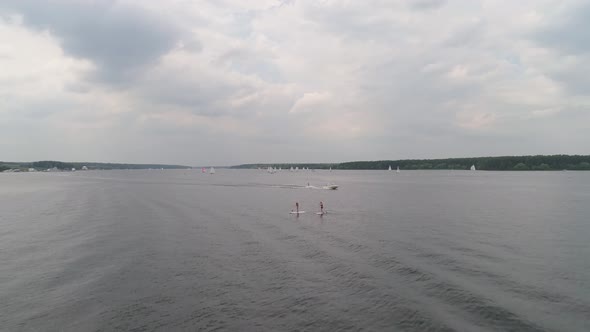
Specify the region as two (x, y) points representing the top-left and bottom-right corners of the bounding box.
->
(1, 0), (588, 165)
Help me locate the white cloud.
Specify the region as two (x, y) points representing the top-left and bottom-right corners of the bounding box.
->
(289, 92), (332, 114)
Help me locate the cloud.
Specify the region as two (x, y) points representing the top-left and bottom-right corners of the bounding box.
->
(529, 2), (590, 95)
(532, 2), (590, 55)
(1, 0), (589, 165)
(289, 92), (331, 114)
(409, 0), (447, 11)
(0, 0), (182, 83)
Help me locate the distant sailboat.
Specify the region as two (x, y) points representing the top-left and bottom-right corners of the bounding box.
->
(470, 165), (476, 171)
(329, 167), (332, 172)
(396, 166), (400, 173)
(202, 167), (206, 173)
(210, 167), (215, 174)
(388, 165), (392, 171)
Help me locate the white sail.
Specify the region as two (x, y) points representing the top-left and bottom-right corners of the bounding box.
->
(388, 165), (392, 171)
(396, 166), (400, 173)
(210, 167), (215, 174)
(470, 164), (476, 171)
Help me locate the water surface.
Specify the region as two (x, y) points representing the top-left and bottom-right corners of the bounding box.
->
(1, 170), (589, 331)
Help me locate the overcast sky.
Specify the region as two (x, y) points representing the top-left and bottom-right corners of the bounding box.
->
(1, 0), (589, 166)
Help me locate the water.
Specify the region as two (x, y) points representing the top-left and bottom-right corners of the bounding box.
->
(1, 170), (589, 331)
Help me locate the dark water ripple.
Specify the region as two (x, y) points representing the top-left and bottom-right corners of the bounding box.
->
(1, 170), (589, 331)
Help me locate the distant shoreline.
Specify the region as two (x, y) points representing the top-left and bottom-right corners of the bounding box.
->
(232, 155), (590, 171)
(0, 161), (190, 172)
(3, 154), (590, 172)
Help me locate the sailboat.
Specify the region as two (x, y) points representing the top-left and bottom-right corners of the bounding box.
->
(210, 167), (215, 174)
(470, 164), (476, 171)
(201, 167), (206, 173)
(396, 166), (400, 173)
(388, 165), (392, 171)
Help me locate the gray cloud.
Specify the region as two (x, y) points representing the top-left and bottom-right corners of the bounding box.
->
(0, 0), (181, 83)
(533, 2), (590, 55)
(531, 2), (590, 95)
(409, 0), (447, 11)
(182, 39), (203, 53)
(303, 3), (398, 41)
(549, 57), (590, 95)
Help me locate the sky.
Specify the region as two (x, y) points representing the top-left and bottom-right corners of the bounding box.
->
(1, 0), (589, 166)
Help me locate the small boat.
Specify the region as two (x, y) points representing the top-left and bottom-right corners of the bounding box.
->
(210, 167), (215, 174)
(470, 165), (476, 171)
(323, 184), (339, 190)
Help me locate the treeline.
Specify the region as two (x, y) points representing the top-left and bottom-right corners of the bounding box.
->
(32, 161), (75, 169)
(233, 155), (590, 171)
(1, 160), (189, 171)
(339, 155), (590, 170)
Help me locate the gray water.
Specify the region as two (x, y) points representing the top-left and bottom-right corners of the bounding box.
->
(1, 170), (589, 331)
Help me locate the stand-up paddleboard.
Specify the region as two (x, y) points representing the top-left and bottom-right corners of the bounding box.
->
(290, 211), (306, 214)
(316, 211), (327, 215)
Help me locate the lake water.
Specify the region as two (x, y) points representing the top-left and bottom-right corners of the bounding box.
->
(1, 169), (589, 331)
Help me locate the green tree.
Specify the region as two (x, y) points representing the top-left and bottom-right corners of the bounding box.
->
(514, 163), (529, 170)
(533, 163), (551, 170)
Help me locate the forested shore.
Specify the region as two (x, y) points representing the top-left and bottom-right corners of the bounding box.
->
(233, 155), (590, 171)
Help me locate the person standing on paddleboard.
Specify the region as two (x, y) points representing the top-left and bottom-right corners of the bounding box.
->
(296, 202), (299, 213)
(320, 201), (324, 214)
